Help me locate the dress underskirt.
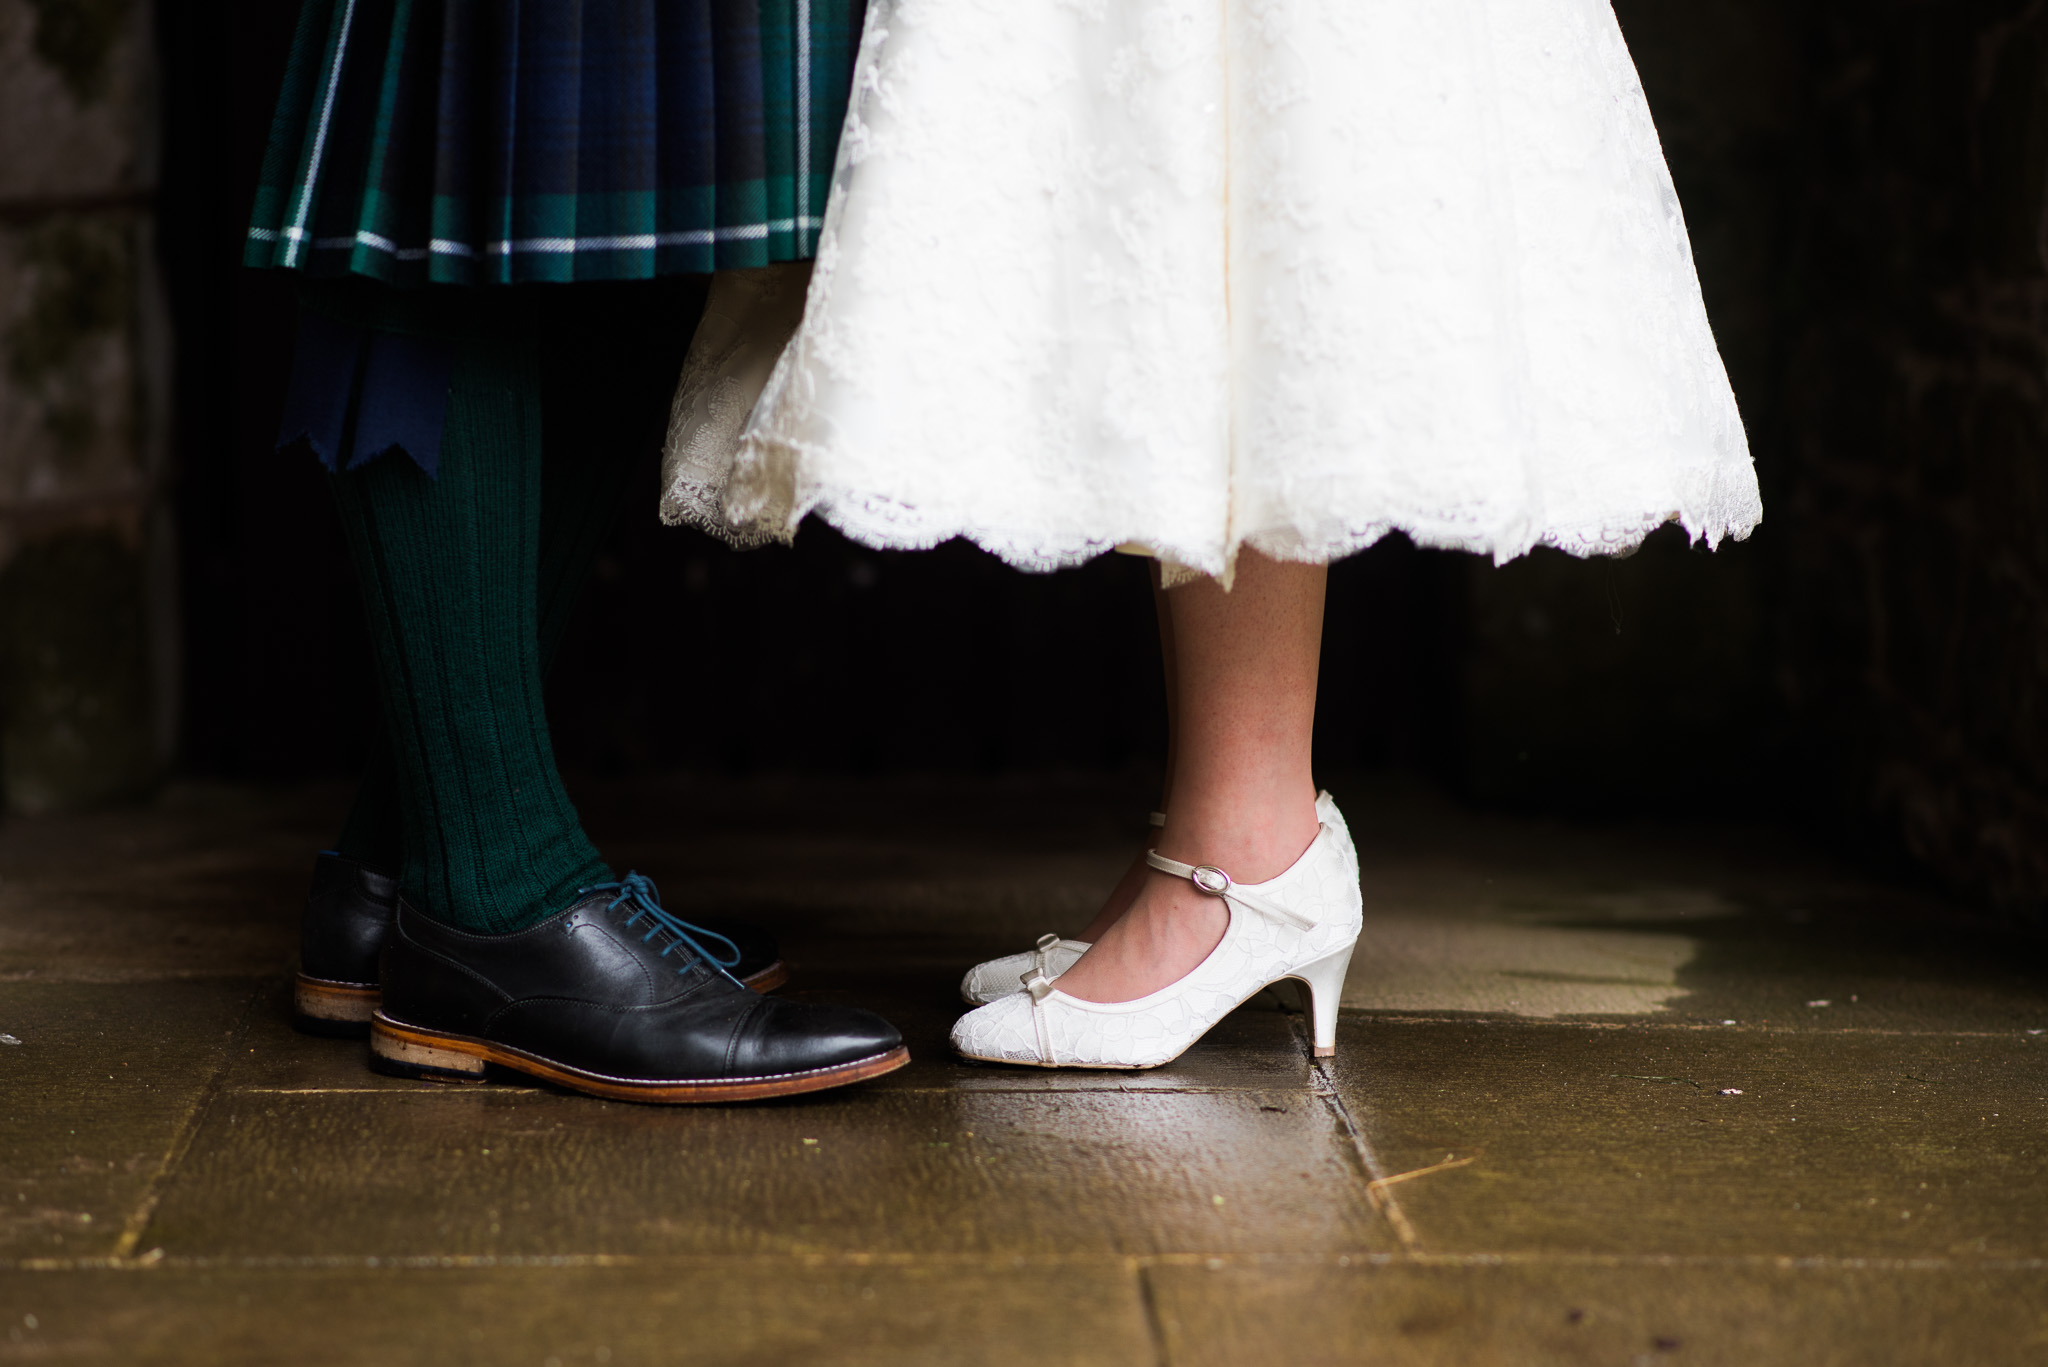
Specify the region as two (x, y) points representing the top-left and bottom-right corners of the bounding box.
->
(682, 0), (1762, 579)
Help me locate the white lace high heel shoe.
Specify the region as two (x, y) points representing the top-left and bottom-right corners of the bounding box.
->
(957, 794), (1353, 1006)
(949, 807), (1363, 1069)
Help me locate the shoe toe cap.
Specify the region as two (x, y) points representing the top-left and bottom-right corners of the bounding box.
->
(959, 952), (1030, 1005)
(740, 998), (903, 1077)
(950, 995), (1041, 1063)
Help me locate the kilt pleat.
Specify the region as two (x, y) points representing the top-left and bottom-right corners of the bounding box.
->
(246, 0), (864, 284)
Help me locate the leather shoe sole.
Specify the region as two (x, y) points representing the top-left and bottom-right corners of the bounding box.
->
(294, 958), (790, 1037)
(293, 975), (382, 1035)
(369, 1010), (909, 1103)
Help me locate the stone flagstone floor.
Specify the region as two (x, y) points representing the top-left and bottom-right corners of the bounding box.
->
(1, 775), (2044, 1365)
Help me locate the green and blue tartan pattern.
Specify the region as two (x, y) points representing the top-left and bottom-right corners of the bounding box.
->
(246, 0), (864, 285)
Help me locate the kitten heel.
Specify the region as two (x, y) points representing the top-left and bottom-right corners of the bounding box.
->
(1289, 944), (1355, 1058)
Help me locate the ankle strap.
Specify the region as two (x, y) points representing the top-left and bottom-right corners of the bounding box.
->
(1146, 845), (1320, 930)
(1148, 811), (1167, 828)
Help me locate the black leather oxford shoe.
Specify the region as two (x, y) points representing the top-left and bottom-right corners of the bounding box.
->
(295, 852), (399, 1036)
(369, 874), (907, 1102)
(295, 855), (789, 1037)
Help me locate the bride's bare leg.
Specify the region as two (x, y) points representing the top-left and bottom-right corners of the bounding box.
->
(1072, 564), (1179, 944)
(1054, 550), (1325, 1004)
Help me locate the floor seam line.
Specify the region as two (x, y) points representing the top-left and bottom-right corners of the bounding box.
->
(8, 1252), (2048, 1274)
(106, 979), (265, 1262)
(1297, 1013), (1422, 1252)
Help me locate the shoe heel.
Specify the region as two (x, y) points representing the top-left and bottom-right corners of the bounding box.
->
(293, 975), (379, 1038)
(1289, 944), (1355, 1059)
(369, 1016), (487, 1083)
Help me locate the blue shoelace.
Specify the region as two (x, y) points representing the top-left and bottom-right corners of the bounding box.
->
(579, 872), (745, 986)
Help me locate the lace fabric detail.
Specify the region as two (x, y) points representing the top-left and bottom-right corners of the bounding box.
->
(660, 263), (814, 546)
(712, 0), (1760, 577)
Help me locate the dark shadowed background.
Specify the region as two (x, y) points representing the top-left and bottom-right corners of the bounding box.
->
(3, 1), (2044, 924)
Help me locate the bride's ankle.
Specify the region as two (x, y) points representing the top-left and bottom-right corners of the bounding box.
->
(1151, 803), (1320, 884)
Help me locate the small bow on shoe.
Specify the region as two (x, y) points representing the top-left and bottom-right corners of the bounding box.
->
(1016, 932), (1065, 1060)
(1019, 932), (1063, 1000)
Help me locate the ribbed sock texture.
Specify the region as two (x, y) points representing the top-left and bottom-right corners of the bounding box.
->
(325, 278), (707, 904)
(329, 313), (610, 934)
(330, 404), (637, 877)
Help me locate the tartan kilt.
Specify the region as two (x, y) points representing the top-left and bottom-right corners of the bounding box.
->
(245, 0), (865, 285)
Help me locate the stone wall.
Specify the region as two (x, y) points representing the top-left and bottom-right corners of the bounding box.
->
(0, 0), (173, 813)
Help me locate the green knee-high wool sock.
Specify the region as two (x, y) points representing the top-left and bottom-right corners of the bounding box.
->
(330, 279), (707, 879)
(329, 414), (638, 876)
(329, 321), (611, 935)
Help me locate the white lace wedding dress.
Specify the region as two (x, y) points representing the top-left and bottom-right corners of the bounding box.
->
(683, 0), (1761, 580)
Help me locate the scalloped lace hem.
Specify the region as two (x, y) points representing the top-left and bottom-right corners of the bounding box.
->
(723, 468), (1761, 584)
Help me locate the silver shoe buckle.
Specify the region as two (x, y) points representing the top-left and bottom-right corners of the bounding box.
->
(1190, 864), (1232, 896)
